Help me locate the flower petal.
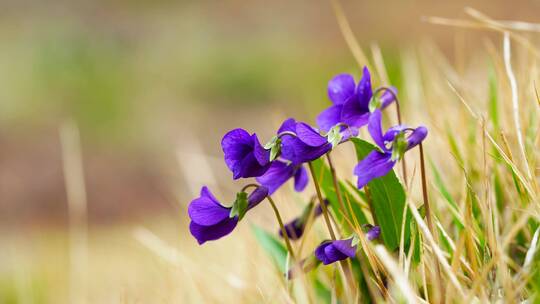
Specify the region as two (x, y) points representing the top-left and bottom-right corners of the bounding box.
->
(296, 122), (327, 147)
(247, 186), (268, 210)
(280, 218), (304, 240)
(406, 126), (428, 151)
(278, 118), (297, 134)
(327, 74), (356, 105)
(354, 150), (396, 189)
(332, 238), (357, 257)
(292, 141), (332, 163)
(380, 86), (397, 109)
(189, 218), (238, 245)
(368, 109), (385, 151)
(366, 226), (381, 241)
(341, 99), (370, 128)
(356, 66), (373, 109)
(323, 243), (349, 264)
(316, 105), (343, 132)
(314, 241), (333, 264)
(294, 165), (309, 192)
(252, 134), (270, 166)
(256, 161), (295, 194)
(188, 187), (230, 226)
(222, 128), (255, 178)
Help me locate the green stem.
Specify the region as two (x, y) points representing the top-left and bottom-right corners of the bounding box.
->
(308, 161), (337, 240)
(266, 196), (296, 261)
(325, 153), (350, 221)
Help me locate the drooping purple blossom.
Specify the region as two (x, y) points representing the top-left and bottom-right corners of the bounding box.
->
(366, 225), (381, 241)
(188, 186), (268, 244)
(314, 225), (381, 265)
(279, 200), (328, 240)
(279, 118), (332, 164)
(256, 160), (308, 195)
(354, 109), (428, 189)
(222, 128), (271, 179)
(317, 67), (397, 134)
(315, 238), (357, 265)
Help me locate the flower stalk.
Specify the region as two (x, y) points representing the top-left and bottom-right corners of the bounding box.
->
(266, 195), (297, 262)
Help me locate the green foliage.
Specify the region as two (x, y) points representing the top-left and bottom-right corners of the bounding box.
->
(251, 225), (287, 273)
(350, 138), (410, 250)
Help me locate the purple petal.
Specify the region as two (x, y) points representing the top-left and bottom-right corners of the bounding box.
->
(296, 122), (327, 147)
(222, 128), (255, 178)
(247, 186), (268, 210)
(341, 99), (370, 128)
(256, 161), (295, 194)
(188, 187), (230, 226)
(278, 118), (297, 134)
(292, 141), (331, 163)
(366, 226), (381, 241)
(332, 238), (357, 257)
(189, 217), (238, 245)
(368, 109), (385, 151)
(293, 165), (309, 192)
(380, 86), (397, 109)
(316, 105), (343, 132)
(280, 218), (304, 240)
(323, 244), (349, 263)
(327, 74), (356, 105)
(383, 125), (407, 143)
(354, 150), (396, 189)
(340, 126), (359, 141)
(314, 241), (334, 264)
(252, 134), (270, 166)
(356, 66), (373, 109)
(236, 152), (271, 179)
(406, 126), (428, 151)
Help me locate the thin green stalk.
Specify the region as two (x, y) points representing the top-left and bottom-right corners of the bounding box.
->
(308, 161), (337, 240)
(326, 153), (352, 223)
(266, 196), (296, 262)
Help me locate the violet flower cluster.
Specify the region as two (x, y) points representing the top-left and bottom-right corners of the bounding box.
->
(187, 66), (427, 271)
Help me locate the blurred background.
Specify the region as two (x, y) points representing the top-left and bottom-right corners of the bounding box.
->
(1, 0), (539, 302)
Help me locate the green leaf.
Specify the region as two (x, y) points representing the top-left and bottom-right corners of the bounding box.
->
(350, 138), (410, 250)
(251, 225), (287, 272)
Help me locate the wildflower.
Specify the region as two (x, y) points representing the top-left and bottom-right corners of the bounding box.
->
(279, 200), (328, 240)
(315, 238), (357, 265)
(256, 160), (308, 195)
(222, 128), (271, 179)
(278, 118), (332, 164)
(354, 109), (428, 189)
(316, 67), (397, 133)
(188, 186), (268, 244)
(314, 225), (381, 265)
(365, 224), (381, 241)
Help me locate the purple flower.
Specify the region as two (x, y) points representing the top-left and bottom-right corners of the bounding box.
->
(279, 118), (332, 164)
(279, 201), (328, 240)
(222, 128), (271, 179)
(313, 226), (380, 265)
(188, 186), (268, 244)
(366, 225), (381, 241)
(315, 238), (357, 265)
(354, 109), (428, 189)
(256, 160), (308, 195)
(317, 67), (397, 133)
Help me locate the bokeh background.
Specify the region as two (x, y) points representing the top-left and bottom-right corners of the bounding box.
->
(1, 1), (539, 303)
